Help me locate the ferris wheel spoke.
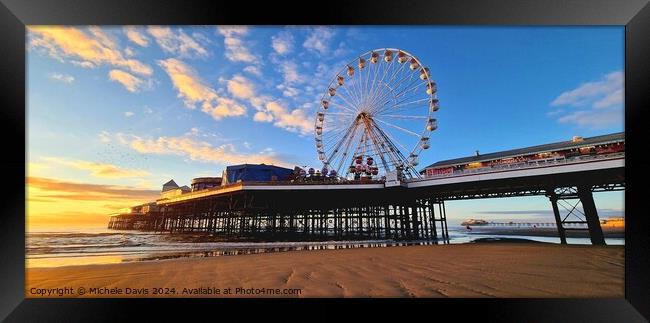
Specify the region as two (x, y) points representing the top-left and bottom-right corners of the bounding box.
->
(340, 84), (360, 108)
(387, 68), (417, 94)
(374, 117), (422, 138)
(370, 90), (408, 116)
(372, 93), (422, 115)
(367, 69), (416, 115)
(335, 87), (358, 107)
(370, 58), (395, 104)
(368, 122), (401, 158)
(363, 61), (379, 105)
(383, 60), (409, 94)
(375, 97), (430, 115)
(372, 58), (407, 103)
(351, 69), (366, 108)
(324, 126), (354, 151)
(371, 120), (411, 158)
(383, 102), (428, 116)
(323, 127), (348, 146)
(334, 91), (361, 113)
(375, 119), (408, 162)
(387, 75), (421, 99)
(340, 128), (364, 175)
(366, 126), (395, 171)
(362, 63), (372, 106)
(398, 65), (418, 85)
(328, 101), (358, 114)
(324, 112), (355, 117)
(322, 119), (353, 133)
(349, 72), (363, 105)
(365, 57), (385, 109)
(325, 128), (351, 148)
(378, 114), (429, 120)
(393, 79), (427, 100)
(327, 121), (359, 165)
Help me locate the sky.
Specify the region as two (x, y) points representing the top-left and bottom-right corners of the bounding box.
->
(26, 26), (625, 229)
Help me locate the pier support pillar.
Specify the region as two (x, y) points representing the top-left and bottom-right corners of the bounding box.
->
(577, 186), (606, 245)
(548, 193), (567, 245)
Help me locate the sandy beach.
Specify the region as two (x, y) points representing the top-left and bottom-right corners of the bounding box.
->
(26, 243), (624, 298)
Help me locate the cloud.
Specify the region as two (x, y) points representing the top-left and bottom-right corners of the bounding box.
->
(124, 111), (135, 117)
(147, 26), (208, 58)
(108, 69), (144, 92)
(253, 100), (312, 134)
(271, 31), (294, 55)
(70, 61), (95, 68)
(550, 71), (624, 128)
(276, 84), (300, 97)
(216, 26), (256, 63)
(594, 89), (623, 109)
(243, 65), (262, 76)
(26, 175), (165, 229)
(557, 109), (624, 128)
(332, 41), (351, 57)
(128, 132), (291, 167)
(551, 71), (623, 108)
(124, 47), (136, 57)
(28, 162), (50, 174)
(28, 176), (159, 200)
(48, 73), (74, 83)
(231, 62), (314, 134)
(158, 58), (246, 120)
(29, 26), (153, 76)
(303, 27), (335, 55)
(254, 111), (274, 122)
(99, 131), (111, 143)
(123, 26), (149, 47)
(42, 157), (150, 178)
(279, 60), (304, 84)
(226, 74), (255, 99)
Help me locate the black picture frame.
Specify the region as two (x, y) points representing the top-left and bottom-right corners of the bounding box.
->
(1, 0), (649, 321)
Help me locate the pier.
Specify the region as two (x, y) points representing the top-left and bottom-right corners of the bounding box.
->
(109, 133), (624, 245)
(109, 182), (450, 242)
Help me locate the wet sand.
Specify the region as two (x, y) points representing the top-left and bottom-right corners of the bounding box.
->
(26, 243), (624, 298)
(465, 226), (624, 238)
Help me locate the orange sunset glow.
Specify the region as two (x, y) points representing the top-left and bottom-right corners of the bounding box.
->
(26, 176), (159, 230)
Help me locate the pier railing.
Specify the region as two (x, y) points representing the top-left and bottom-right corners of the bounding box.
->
(157, 179), (387, 205)
(415, 152), (624, 181)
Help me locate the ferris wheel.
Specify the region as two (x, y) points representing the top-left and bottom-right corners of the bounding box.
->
(315, 48), (439, 180)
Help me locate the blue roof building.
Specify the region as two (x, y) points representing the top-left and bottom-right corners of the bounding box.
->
(221, 164), (294, 185)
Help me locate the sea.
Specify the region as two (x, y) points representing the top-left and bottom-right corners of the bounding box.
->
(26, 226), (625, 268)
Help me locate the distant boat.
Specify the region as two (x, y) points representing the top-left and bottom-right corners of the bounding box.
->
(461, 219), (489, 226)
